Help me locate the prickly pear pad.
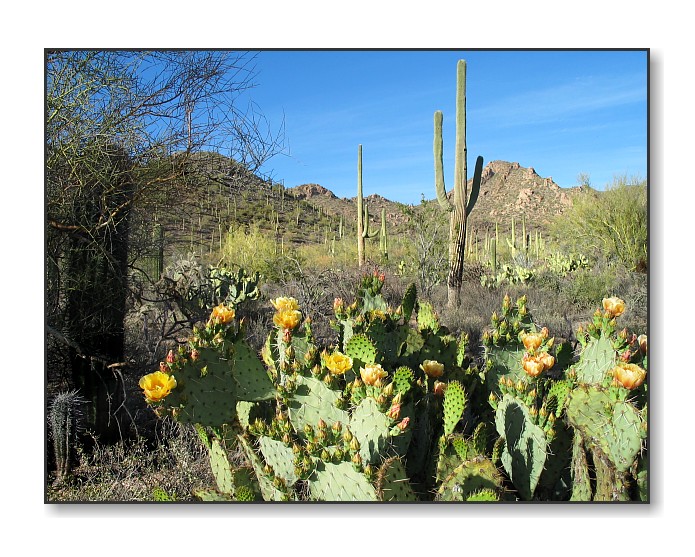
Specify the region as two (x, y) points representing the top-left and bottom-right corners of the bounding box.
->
(376, 457), (418, 501)
(309, 461), (378, 501)
(287, 374), (350, 437)
(566, 385), (644, 472)
(495, 394), (547, 500)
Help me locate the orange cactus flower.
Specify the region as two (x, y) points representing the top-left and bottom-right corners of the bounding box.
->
(522, 353), (545, 378)
(324, 352), (353, 376)
(538, 352), (555, 371)
(611, 363), (647, 390)
(139, 371), (177, 403)
(420, 360), (445, 378)
(602, 297), (626, 318)
(273, 309), (302, 330)
(210, 303), (236, 325)
(521, 332), (544, 352)
(360, 364), (388, 386)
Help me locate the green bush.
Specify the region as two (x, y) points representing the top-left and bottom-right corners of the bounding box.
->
(551, 176), (647, 271)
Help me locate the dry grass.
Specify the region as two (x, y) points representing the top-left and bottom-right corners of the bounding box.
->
(46, 418), (214, 502)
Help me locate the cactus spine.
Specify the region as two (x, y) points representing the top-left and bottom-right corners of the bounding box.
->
(434, 59), (484, 308)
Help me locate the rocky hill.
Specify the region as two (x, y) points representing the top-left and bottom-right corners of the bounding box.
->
(290, 160), (590, 235)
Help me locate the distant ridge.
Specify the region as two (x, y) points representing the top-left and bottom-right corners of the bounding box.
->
(288, 160), (588, 232)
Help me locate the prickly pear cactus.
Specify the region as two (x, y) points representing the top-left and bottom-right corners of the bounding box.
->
(309, 461), (378, 501)
(376, 457), (418, 501)
(494, 394), (547, 500)
(566, 386), (645, 474)
(436, 456), (503, 501)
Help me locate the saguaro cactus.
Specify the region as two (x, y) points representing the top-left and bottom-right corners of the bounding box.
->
(379, 208), (388, 260)
(434, 60), (484, 308)
(357, 145), (378, 267)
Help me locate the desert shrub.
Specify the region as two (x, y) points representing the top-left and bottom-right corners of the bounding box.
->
(46, 419), (213, 501)
(218, 223), (301, 283)
(560, 265), (621, 309)
(550, 175), (647, 271)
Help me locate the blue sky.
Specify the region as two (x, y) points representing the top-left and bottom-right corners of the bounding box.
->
(239, 49), (647, 205)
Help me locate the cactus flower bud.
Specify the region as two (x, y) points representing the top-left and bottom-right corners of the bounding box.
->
(166, 349), (175, 364)
(387, 403), (402, 420)
(529, 405), (538, 418)
(502, 294), (511, 313)
(342, 428), (353, 444)
(320, 449), (331, 461)
(515, 380), (526, 393)
(620, 349), (632, 362)
(638, 334), (647, 354)
(282, 432), (292, 445)
(159, 361), (168, 373)
(364, 464), (374, 480)
(351, 452), (363, 467)
(396, 417), (410, 431)
(350, 437), (361, 453)
(381, 382), (394, 398)
(317, 418), (327, 431)
(433, 381), (447, 397)
(331, 421), (343, 435)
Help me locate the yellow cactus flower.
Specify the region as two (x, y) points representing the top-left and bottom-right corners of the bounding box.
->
(420, 360), (445, 378)
(370, 309), (387, 321)
(273, 309), (302, 330)
(360, 364), (388, 386)
(210, 303), (236, 325)
(271, 296), (299, 312)
(324, 352), (353, 376)
(139, 371), (177, 403)
(611, 363), (647, 390)
(602, 297), (626, 318)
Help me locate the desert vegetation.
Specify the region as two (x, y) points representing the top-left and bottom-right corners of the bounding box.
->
(46, 51), (647, 502)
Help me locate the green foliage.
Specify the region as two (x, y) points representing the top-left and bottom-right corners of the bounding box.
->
(140, 273), (647, 502)
(550, 176), (647, 271)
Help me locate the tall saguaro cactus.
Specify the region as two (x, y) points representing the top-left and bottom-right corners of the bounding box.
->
(434, 60), (484, 308)
(357, 145), (379, 267)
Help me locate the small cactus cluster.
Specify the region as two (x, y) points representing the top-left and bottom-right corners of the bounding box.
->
(480, 263), (535, 288)
(140, 281), (647, 502)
